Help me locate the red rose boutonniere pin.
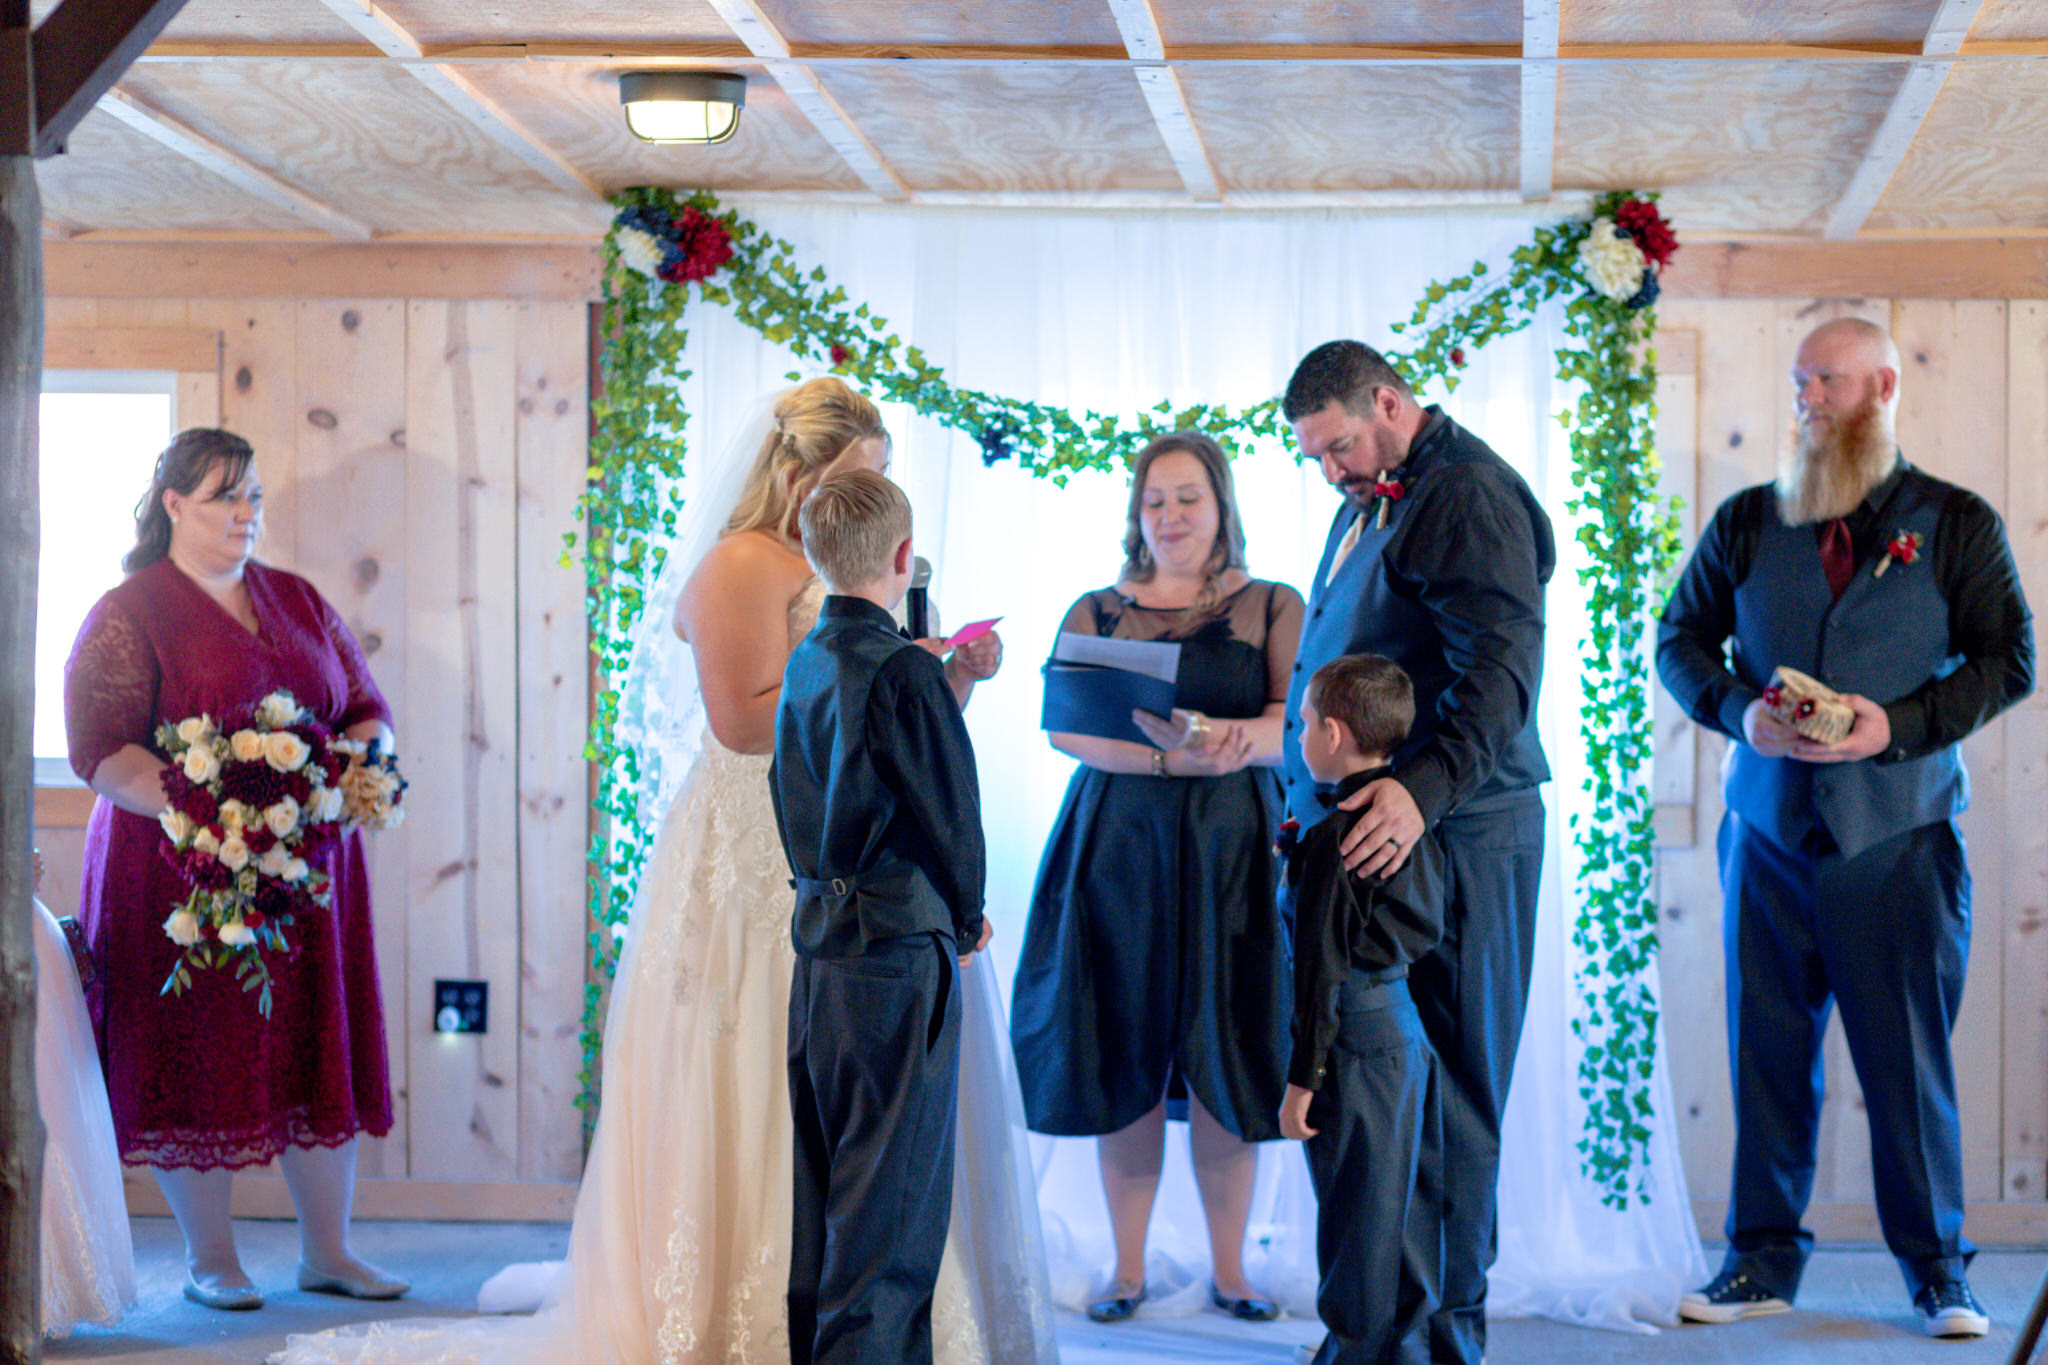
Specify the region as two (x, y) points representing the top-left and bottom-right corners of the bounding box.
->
(1373, 475), (1406, 528)
(1874, 529), (1923, 579)
(1274, 818), (1301, 859)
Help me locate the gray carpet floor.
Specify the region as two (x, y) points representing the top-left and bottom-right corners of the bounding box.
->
(42, 1217), (2048, 1363)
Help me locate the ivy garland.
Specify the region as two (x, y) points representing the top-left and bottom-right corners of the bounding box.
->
(575, 188), (1681, 1206)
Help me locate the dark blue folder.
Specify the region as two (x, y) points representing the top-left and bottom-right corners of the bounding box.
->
(1040, 662), (1178, 746)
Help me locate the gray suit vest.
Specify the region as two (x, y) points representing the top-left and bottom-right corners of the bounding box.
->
(1725, 474), (1966, 859)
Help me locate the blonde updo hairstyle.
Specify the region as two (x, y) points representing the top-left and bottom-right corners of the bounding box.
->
(723, 377), (889, 543)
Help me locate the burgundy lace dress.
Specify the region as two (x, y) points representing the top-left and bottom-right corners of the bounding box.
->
(63, 557), (394, 1170)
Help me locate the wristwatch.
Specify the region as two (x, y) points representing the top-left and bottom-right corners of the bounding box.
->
(1150, 747), (1168, 778)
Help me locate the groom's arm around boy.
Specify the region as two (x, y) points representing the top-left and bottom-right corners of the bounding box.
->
(1282, 653), (1445, 1365)
(771, 468), (991, 1365)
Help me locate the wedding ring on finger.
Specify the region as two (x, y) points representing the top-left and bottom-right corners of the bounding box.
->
(1187, 715), (1212, 745)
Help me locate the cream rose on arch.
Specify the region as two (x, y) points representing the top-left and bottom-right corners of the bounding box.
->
(230, 729), (266, 762)
(218, 834), (252, 873)
(1577, 217), (1648, 302)
(175, 716), (216, 747)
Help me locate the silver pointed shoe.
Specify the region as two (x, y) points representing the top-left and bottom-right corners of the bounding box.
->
(297, 1260), (411, 1300)
(184, 1273), (264, 1311)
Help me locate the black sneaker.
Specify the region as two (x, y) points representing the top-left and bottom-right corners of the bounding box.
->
(1915, 1280), (1989, 1338)
(1678, 1270), (1792, 1324)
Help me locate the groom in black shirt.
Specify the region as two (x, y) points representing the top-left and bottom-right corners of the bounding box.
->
(1283, 341), (1554, 1365)
(772, 469), (991, 1365)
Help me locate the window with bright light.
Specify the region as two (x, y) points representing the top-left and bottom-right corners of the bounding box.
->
(35, 372), (178, 780)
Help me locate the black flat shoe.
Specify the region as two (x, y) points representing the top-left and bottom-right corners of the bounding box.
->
(1211, 1284), (1281, 1321)
(1086, 1281), (1146, 1323)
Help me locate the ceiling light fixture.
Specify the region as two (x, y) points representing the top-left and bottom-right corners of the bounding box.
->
(619, 71), (747, 145)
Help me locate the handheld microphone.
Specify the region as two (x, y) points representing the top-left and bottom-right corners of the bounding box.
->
(906, 556), (933, 639)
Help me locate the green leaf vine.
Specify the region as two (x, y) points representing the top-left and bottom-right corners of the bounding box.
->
(575, 189), (1682, 1205)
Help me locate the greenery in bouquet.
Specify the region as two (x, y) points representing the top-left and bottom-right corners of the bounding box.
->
(154, 690), (352, 1017)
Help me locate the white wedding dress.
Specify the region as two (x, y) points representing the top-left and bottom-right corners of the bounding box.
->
(276, 580), (1057, 1365)
(34, 894), (137, 1338)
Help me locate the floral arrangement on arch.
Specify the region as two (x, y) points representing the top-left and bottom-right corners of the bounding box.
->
(155, 690), (406, 1017)
(1576, 197), (1680, 309)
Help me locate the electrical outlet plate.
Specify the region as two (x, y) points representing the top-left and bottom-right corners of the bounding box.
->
(432, 978), (488, 1034)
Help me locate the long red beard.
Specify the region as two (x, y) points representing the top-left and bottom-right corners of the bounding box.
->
(1778, 398), (1897, 526)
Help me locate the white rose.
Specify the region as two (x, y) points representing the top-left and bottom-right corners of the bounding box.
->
(218, 800), (251, 832)
(193, 827), (221, 857)
(315, 786), (346, 823)
(175, 716), (216, 747)
(257, 692), (301, 729)
(229, 729), (266, 761)
(1577, 217), (1647, 302)
(264, 796), (301, 839)
(264, 730), (311, 773)
(259, 845), (292, 879)
(218, 834), (251, 872)
(182, 745), (221, 784)
(616, 225), (665, 279)
(218, 920), (255, 948)
(159, 806), (196, 846)
(163, 908), (202, 946)
(283, 857), (310, 883)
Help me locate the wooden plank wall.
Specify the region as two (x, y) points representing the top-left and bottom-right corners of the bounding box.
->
(1654, 296), (2048, 1231)
(31, 295), (590, 1202)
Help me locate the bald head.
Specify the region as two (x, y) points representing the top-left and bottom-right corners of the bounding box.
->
(1795, 318), (1901, 416)
(1781, 317), (1902, 523)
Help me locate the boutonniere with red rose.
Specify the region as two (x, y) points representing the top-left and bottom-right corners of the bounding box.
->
(1274, 818), (1302, 860)
(1373, 475), (1406, 528)
(1874, 529), (1923, 579)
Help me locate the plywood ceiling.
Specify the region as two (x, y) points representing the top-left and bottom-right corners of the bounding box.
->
(29, 0), (2048, 242)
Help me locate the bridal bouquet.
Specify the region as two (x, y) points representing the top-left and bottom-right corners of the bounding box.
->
(154, 690), (402, 1016)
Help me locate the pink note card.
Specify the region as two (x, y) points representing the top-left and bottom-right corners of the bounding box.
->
(947, 617), (1002, 647)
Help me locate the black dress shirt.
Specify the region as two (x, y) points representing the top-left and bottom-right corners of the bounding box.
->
(1281, 765), (1445, 1091)
(1286, 407), (1555, 829)
(772, 596), (986, 958)
(1658, 460), (2035, 763)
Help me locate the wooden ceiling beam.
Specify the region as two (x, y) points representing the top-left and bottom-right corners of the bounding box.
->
(98, 84), (375, 238)
(1824, 0), (1986, 241)
(1107, 0), (1219, 203)
(130, 37), (2048, 67)
(310, 0), (603, 201)
(31, 0), (189, 154)
(702, 0), (909, 203)
(1520, 0), (1558, 201)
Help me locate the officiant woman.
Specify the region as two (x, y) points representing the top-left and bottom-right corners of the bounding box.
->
(1011, 431), (1302, 1323)
(63, 428), (405, 1312)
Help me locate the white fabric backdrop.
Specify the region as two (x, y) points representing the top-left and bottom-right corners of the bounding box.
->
(658, 201), (1707, 1333)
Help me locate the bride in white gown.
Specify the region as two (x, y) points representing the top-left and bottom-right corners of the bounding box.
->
(276, 377), (1056, 1365)
(34, 849), (137, 1338)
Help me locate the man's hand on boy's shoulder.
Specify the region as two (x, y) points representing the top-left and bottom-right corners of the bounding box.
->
(1279, 1083), (1320, 1142)
(958, 917), (994, 969)
(1336, 776), (1423, 879)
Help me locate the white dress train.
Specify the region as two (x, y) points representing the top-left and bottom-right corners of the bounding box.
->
(275, 581), (1056, 1365)
(34, 894), (137, 1337)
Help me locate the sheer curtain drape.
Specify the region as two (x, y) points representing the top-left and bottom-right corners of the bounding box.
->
(665, 201), (1705, 1333)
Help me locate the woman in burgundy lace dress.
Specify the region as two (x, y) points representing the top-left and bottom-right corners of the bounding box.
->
(63, 428), (406, 1312)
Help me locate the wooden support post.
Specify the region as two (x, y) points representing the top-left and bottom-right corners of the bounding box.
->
(31, 0), (190, 155)
(0, 149), (46, 1365)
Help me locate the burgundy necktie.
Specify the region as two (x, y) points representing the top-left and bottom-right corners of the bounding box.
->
(1820, 518), (1854, 598)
